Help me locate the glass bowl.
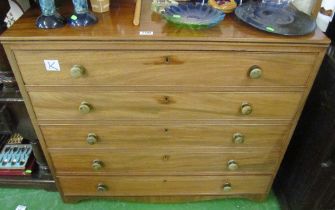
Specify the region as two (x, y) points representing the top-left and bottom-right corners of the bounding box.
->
(161, 3), (226, 29)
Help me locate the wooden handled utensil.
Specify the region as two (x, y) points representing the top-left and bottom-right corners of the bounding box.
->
(133, 0), (142, 26)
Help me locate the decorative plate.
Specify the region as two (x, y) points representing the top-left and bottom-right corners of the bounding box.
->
(235, 2), (316, 36)
(161, 3), (225, 29)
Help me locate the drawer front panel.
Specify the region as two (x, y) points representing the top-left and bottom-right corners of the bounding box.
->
(41, 124), (289, 149)
(15, 50), (316, 87)
(50, 150), (279, 175)
(58, 175), (272, 196)
(29, 92), (302, 120)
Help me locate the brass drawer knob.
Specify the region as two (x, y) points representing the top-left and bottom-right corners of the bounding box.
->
(240, 102), (252, 115)
(79, 101), (91, 114)
(70, 65), (86, 78)
(232, 133), (244, 144)
(92, 160), (103, 170)
(97, 183), (108, 192)
(222, 183), (232, 192)
(87, 133), (98, 145)
(227, 160), (238, 171)
(249, 66), (262, 79)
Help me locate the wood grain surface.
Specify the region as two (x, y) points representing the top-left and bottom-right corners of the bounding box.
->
(28, 91), (303, 121)
(41, 124), (289, 149)
(49, 149), (279, 175)
(58, 175), (272, 196)
(14, 50), (316, 87)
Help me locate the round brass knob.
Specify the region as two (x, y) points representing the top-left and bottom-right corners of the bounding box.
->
(97, 183), (108, 192)
(87, 133), (98, 145)
(240, 102), (252, 115)
(249, 66), (262, 79)
(70, 65), (86, 78)
(79, 102), (91, 114)
(227, 160), (238, 171)
(222, 183), (232, 192)
(92, 160), (103, 170)
(232, 133), (244, 144)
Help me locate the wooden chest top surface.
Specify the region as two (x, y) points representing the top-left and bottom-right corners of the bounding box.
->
(0, 0), (330, 45)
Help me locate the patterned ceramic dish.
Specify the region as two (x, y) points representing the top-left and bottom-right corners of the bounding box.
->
(161, 3), (225, 29)
(208, 0), (237, 13)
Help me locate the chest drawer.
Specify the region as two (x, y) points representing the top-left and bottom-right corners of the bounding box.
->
(15, 50), (316, 87)
(58, 175), (272, 196)
(49, 150), (279, 175)
(41, 124), (288, 149)
(29, 91), (302, 121)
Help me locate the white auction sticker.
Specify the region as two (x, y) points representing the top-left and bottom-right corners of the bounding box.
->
(44, 60), (61, 71)
(139, 31), (154, 36)
(15, 205), (27, 210)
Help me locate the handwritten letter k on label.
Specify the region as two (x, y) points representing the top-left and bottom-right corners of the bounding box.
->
(44, 60), (61, 71)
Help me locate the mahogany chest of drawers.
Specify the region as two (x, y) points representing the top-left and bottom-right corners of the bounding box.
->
(0, 0), (329, 203)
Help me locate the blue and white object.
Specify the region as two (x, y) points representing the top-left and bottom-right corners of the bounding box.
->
(0, 144), (32, 170)
(36, 0), (65, 29)
(68, 0), (98, 27)
(73, 0), (89, 13)
(5, 0), (30, 28)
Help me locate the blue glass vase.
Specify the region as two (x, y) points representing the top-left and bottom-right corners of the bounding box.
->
(36, 0), (65, 29)
(68, 0), (98, 27)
